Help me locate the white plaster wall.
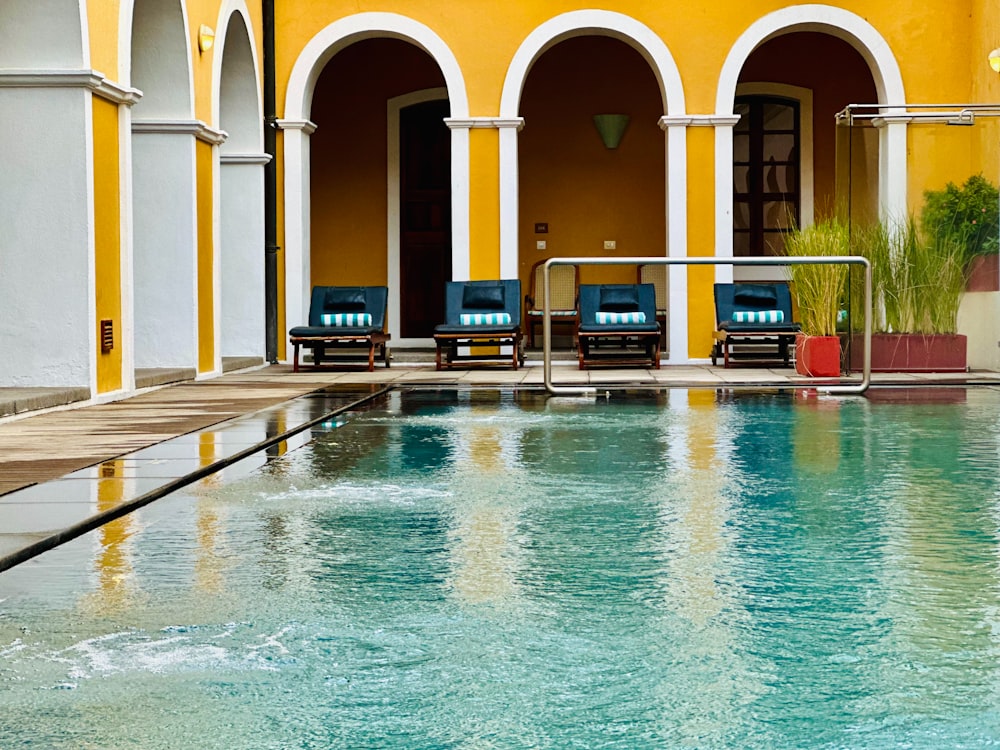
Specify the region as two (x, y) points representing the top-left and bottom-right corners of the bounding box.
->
(218, 15), (259, 152)
(958, 292), (1000, 371)
(131, 132), (198, 368)
(0, 88), (93, 386)
(0, 0), (85, 68)
(220, 163), (265, 357)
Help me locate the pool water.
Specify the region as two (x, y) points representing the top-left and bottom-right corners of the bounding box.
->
(3, 387), (1000, 748)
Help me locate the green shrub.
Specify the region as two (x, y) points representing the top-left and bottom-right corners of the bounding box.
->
(920, 174), (999, 262)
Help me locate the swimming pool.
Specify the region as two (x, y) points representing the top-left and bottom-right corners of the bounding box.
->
(2, 387), (1000, 748)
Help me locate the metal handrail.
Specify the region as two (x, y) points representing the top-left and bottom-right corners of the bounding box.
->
(542, 255), (872, 396)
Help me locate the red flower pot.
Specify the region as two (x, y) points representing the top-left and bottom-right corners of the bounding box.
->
(795, 334), (841, 377)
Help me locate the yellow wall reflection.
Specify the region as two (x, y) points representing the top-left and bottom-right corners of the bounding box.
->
(445, 403), (525, 607)
(81, 460), (140, 616)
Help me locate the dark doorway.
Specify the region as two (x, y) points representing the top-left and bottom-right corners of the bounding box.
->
(400, 99), (451, 338)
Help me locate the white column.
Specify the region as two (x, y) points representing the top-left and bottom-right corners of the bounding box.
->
(877, 118), (908, 222)
(496, 118), (524, 280)
(277, 119), (316, 354)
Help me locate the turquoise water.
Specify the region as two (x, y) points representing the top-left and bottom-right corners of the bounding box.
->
(3, 387), (1000, 748)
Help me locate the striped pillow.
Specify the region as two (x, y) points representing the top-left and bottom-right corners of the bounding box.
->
(733, 309), (784, 323)
(596, 311), (646, 325)
(460, 312), (511, 325)
(321, 312), (372, 326)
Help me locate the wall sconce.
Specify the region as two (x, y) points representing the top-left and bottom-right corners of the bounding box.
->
(593, 114), (630, 149)
(989, 48), (1000, 73)
(198, 24), (215, 54)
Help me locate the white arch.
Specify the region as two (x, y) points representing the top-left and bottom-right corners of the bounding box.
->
(716, 5), (904, 114)
(498, 10), (689, 362)
(282, 13), (471, 349)
(212, 0), (263, 145)
(500, 10), (685, 118)
(126, 0), (195, 117)
(713, 5), (907, 285)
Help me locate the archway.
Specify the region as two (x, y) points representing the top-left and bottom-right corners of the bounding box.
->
(216, 6), (267, 365)
(282, 13), (469, 353)
(715, 5), (906, 283)
(499, 10), (689, 362)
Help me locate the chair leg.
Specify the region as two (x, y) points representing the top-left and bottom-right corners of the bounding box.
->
(293, 342), (300, 372)
(367, 341), (375, 372)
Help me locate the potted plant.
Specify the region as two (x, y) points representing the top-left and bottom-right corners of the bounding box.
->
(784, 216), (849, 377)
(847, 217), (968, 372)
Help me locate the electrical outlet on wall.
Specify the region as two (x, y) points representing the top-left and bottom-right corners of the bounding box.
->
(603, 240), (616, 250)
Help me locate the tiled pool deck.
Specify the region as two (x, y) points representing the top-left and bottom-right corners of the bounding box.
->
(2, 359), (999, 571)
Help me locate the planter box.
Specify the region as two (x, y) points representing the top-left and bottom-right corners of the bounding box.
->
(848, 333), (967, 372)
(795, 334), (841, 377)
(967, 254), (999, 293)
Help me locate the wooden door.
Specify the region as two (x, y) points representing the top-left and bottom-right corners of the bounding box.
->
(400, 99), (451, 338)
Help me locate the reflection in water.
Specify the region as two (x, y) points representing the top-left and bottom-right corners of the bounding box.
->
(652, 390), (765, 745)
(444, 403), (525, 607)
(195, 434), (226, 593)
(81, 460), (141, 616)
(793, 393), (841, 474)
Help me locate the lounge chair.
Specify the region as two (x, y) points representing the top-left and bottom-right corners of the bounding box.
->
(288, 285), (390, 372)
(433, 279), (524, 370)
(711, 282), (801, 368)
(576, 283), (661, 369)
(524, 259), (579, 348)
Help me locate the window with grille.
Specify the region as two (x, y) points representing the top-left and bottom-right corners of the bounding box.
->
(733, 96), (800, 256)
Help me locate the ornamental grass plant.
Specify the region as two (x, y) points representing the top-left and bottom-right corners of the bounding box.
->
(849, 217), (966, 335)
(784, 216), (850, 337)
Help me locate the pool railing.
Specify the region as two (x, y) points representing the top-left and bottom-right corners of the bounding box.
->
(541, 255), (873, 396)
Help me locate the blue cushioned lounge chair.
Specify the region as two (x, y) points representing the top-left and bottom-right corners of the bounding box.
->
(433, 280), (524, 370)
(576, 283), (661, 369)
(288, 286), (390, 372)
(711, 282), (801, 368)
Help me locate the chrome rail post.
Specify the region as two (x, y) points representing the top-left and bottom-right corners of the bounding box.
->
(542, 255), (871, 396)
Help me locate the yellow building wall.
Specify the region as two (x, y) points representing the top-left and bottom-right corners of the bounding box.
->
(270, 1), (995, 360)
(93, 98), (123, 393)
(86, 1), (120, 79)
(197, 140), (215, 373)
(686, 127), (716, 357)
(470, 128), (501, 280)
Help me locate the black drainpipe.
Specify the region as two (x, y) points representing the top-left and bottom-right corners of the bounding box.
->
(263, 0), (278, 363)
